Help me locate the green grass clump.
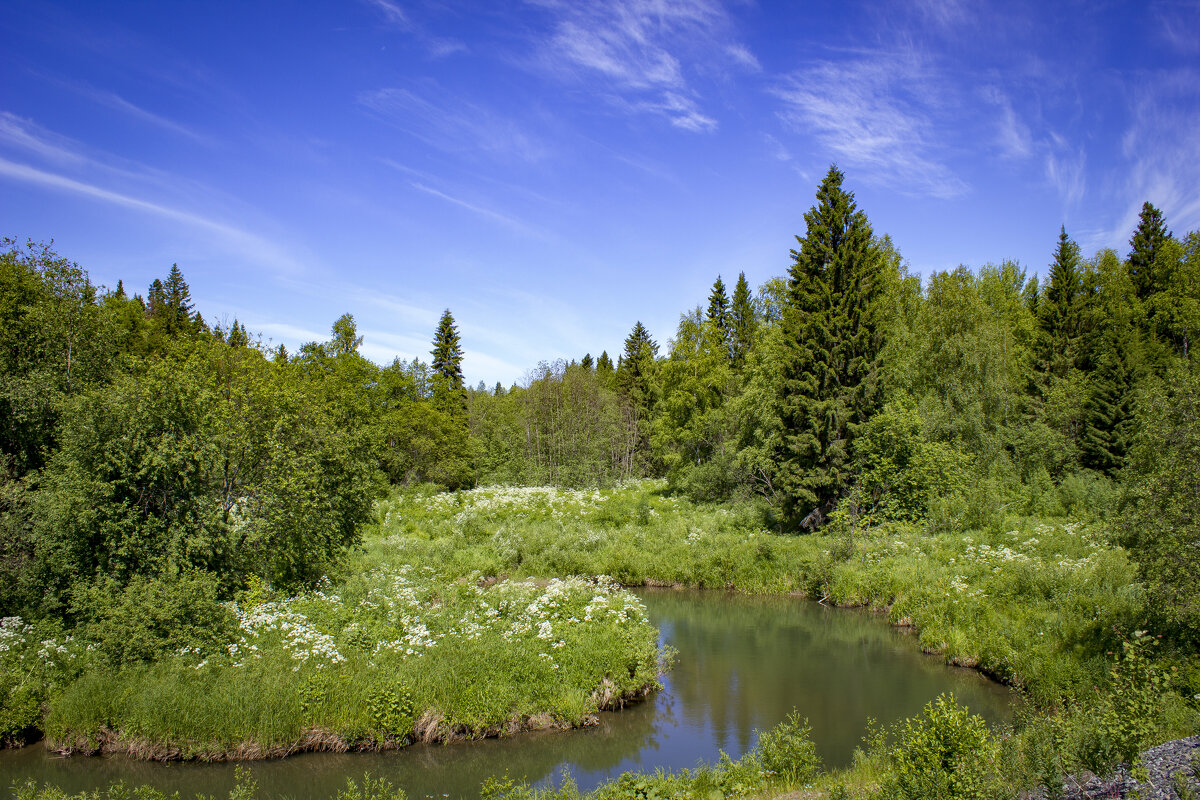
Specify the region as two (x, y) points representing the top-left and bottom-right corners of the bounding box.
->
(43, 570), (663, 757)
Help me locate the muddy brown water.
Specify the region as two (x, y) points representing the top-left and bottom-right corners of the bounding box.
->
(0, 589), (1013, 799)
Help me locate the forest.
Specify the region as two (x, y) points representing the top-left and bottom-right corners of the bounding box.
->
(1, 165), (1199, 799)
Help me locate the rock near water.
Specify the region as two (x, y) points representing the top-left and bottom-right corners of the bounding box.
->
(1041, 736), (1200, 800)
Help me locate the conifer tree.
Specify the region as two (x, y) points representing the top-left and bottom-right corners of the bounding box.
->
(431, 309), (464, 391)
(705, 275), (733, 361)
(596, 350), (614, 374)
(618, 322), (658, 392)
(1078, 249), (1143, 475)
(1038, 226), (1083, 375)
(706, 274), (729, 328)
(580, 353), (594, 371)
(431, 309), (466, 417)
(1080, 341), (1137, 474)
(1128, 201), (1171, 301)
(730, 272), (756, 368)
(777, 166), (884, 529)
(146, 265), (197, 337)
(227, 319), (249, 349)
(616, 322), (659, 469)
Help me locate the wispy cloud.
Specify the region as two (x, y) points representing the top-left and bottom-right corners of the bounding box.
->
(1152, 0), (1200, 55)
(617, 91), (716, 132)
(359, 85), (548, 163)
(773, 52), (968, 198)
(913, 0), (972, 31)
(1044, 141), (1086, 206)
(352, 287), (442, 330)
(363, 0), (409, 28)
(361, 0), (469, 59)
(982, 87), (1033, 159)
(0, 112), (88, 166)
(0, 157), (303, 274)
(1105, 68), (1200, 244)
(255, 321), (328, 346)
(84, 87), (212, 145)
(407, 180), (540, 236)
(725, 43), (761, 72)
(527, 0), (748, 132)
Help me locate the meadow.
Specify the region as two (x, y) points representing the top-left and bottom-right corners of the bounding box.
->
(7, 479), (1200, 799)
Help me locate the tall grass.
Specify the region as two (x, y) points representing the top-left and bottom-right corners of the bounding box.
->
(42, 570), (663, 758)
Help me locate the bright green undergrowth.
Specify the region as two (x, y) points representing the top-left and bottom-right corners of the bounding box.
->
(23, 566), (661, 756)
(8, 479), (1200, 799)
(370, 480), (1197, 705)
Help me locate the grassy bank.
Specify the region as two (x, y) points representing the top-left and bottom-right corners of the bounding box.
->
(6, 479), (1199, 798)
(370, 481), (1196, 704)
(8, 570), (662, 759)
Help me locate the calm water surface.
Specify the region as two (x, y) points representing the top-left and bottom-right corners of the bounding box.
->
(1, 590), (1012, 799)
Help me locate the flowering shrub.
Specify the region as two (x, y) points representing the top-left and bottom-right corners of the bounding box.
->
(0, 616), (84, 742)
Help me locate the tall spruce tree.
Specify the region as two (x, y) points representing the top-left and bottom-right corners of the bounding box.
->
(1038, 226), (1084, 376)
(706, 275), (730, 338)
(730, 271), (757, 369)
(1078, 250), (1144, 475)
(431, 309), (464, 388)
(617, 322), (659, 469)
(431, 309), (465, 414)
(777, 166), (884, 529)
(596, 350), (614, 375)
(1128, 201), (1171, 301)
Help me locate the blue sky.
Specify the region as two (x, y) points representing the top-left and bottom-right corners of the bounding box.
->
(3, 0), (1198, 387)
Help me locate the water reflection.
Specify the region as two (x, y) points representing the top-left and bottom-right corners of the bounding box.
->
(0, 590), (1012, 800)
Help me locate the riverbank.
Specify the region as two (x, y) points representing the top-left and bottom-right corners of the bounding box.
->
(4, 481), (1198, 799)
(6, 571), (664, 762)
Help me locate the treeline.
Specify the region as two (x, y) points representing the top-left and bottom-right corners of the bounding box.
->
(0, 246), (478, 618)
(466, 167), (1199, 637)
(2, 165), (1198, 636)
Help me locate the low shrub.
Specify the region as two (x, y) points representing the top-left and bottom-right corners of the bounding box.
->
(757, 710), (820, 786)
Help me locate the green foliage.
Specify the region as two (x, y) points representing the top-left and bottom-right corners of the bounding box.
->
(1038, 226), (1084, 376)
(777, 166), (887, 528)
(365, 681), (415, 741)
(1077, 633), (1177, 771)
(1122, 366), (1200, 641)
(730, 272), (757, 370)
(334, 775), (409, 800)
(851, 398), (970, 523)
(431, 309), (466, 415)
(8, 771), (406, 800)
(29, 338), (379, 598)
(71, 571), (235, 666)
(1128, 201), (1171, 302)
(880, 695), (998, 800)
(757, 710), (821, 785)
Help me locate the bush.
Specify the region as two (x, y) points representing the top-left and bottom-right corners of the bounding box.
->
(71, 570), (235, 667)
(1073, 632), (1175, 772)
(881, 694), (999, 800)
(757, 710), (820, 786)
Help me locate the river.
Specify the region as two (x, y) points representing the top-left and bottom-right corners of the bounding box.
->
(0, 589), (1012, 798)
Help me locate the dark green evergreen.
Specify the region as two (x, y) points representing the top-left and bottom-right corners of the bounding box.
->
(431, 309), (465, 391)
(1079, 339), (1137, 475)
(777, 166), (884, 529)
(596, 350), (614, 374)
(706, 275), (730, 339)
(1038, 226), (1083, 375)
(730, 271), (756, 369)
(1128, 201), (1171, 301)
